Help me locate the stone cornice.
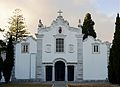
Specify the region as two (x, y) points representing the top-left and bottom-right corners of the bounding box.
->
(53, 34), (67, 38)
(75, 34), (83, 38)
(83, 36), (111, 45)
(35, 34), (44, 38)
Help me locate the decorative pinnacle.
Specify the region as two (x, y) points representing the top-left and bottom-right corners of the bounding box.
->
(78, 19), (81, 27)
(38, 19), (43, 27)
(79, 19), (81, 24)
(57, 10), (63, 16)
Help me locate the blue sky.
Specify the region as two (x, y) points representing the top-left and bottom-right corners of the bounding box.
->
(0, 0), (120, 42)
(96, 0), (120, 14)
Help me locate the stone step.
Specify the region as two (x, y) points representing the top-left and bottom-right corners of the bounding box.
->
(53, 81), (67, 87)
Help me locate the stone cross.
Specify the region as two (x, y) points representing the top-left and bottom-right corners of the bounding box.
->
(57, 10), (63, 16)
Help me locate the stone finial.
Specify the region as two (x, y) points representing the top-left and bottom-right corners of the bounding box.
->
(38, 19), (43, 27)
(57, 10), (63, 16)
(79, 19), (81, 24)
(78, 19), (81, 27)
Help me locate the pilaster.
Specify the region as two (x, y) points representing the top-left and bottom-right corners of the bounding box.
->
(52, 66), (55, 81)
(75, 34), (83, 81)
(105, 42), (111, 65)
(36, 34), (44, 81)
(65, 66), (68, 81)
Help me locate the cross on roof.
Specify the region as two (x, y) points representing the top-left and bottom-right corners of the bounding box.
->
(57, 10), (63, 16)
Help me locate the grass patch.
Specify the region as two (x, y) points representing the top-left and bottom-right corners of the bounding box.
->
(68, 84), (113, 87)
(0, 83), (52, 87)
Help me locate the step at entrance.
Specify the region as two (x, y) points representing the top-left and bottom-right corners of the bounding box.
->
(53, 81), (67, 87)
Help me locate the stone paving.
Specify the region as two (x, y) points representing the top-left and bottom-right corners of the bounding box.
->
(53, 81), (67, 87)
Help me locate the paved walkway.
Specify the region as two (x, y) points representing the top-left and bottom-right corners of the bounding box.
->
(53, 81), (67, 87)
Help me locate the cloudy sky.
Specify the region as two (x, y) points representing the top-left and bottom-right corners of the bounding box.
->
(0, 0), (120, 42)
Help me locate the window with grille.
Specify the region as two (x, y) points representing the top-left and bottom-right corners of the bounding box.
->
(92, 44), (100, 53)
(56, 38), (64, 52)
(94, 45), (98, 52)
(21, 43), (29, 53)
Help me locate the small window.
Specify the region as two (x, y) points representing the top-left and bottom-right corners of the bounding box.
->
(56, 38), (64, 52)
(94, 45), (98, 52)
(21, 43), (29, 53)
(92, 44), (100, 53)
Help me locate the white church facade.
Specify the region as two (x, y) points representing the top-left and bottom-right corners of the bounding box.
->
(14, 11), (110, 82)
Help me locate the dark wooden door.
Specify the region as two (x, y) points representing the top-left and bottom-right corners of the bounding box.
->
(46, 66), (52, 81)
(55, 61), (65, 81)
(68, 66), (74, 81)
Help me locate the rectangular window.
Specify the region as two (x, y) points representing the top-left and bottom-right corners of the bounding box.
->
(56, 38), (64, 52)
(21, 43), (29, 53)
(92, 44), (100, 53)
(94, 45), (98, 52)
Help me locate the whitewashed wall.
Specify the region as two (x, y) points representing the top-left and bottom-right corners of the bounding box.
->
(38, 21), (81, 63)
(83, 36), (108, 80)
(15, 36), (37, 79)
(14, 15), (110, 81)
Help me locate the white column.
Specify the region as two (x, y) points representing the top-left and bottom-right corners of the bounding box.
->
(65, 66), (68, 81)
(52, 66), (55, 81)
(44, 66), (46, 81)
(74, 65), (76, 81)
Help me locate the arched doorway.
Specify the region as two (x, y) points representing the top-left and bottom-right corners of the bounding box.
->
(55, 61), (65, 81)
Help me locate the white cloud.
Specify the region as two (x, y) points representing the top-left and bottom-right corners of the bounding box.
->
(92, 12), (114, 42)
(73, 0), (96, 5)
(0, 0), (117, 42)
